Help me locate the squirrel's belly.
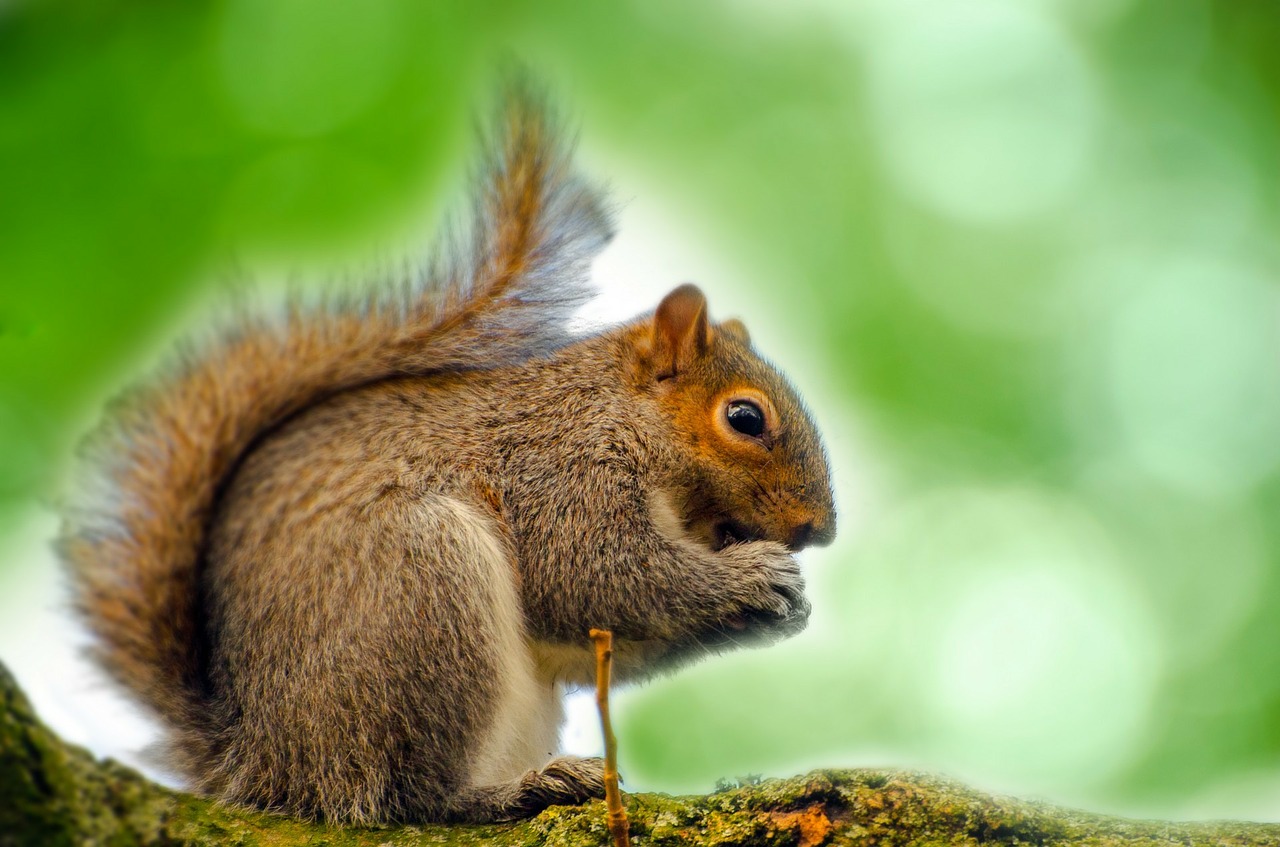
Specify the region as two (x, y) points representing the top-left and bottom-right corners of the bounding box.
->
(441, 494), (562, 787)
(466, 646), (563, 787)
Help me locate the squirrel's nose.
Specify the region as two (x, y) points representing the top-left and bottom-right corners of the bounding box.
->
(787, 516), (836, 551)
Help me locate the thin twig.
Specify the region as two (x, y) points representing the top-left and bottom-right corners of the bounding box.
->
(590, 628), (631, 847)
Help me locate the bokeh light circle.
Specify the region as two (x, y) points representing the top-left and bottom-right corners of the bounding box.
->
(865, 0), (1098, 223)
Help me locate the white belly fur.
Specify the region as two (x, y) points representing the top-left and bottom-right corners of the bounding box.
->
(437, 496), (562, 788)
(467, 647), (563, 788)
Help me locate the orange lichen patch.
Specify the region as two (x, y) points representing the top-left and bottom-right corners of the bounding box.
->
(770, 804), (834, 847)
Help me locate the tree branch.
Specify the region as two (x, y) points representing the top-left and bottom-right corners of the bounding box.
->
(3, 660), (1278, 847)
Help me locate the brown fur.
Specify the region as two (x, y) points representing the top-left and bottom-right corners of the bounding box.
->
(60, 81), (834, 824)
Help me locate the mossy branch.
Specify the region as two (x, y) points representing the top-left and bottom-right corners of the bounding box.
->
(4, 659), (1280, 847)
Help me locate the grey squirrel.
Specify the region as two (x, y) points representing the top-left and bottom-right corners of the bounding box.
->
(60, 82), (836, 824)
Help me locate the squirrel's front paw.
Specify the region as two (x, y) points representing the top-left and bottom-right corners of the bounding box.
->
(719, 540), (811, 638)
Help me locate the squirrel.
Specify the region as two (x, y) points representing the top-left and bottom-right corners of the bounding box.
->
(58, 81), (836, 825)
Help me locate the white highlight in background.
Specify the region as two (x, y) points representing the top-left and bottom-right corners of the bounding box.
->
(864, 0), (1098, 224)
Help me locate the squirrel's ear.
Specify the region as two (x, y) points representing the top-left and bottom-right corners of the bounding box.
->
(652, 283), (710, 379)
(718, 318), (750, 345)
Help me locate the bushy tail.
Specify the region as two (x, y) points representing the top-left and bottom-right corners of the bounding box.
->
(58, 81), (612, 769)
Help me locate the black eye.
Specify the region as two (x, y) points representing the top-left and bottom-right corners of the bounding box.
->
(726, 401), (766, 438)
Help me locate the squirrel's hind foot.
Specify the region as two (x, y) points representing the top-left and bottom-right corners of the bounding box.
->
(447, 755), (606, 822)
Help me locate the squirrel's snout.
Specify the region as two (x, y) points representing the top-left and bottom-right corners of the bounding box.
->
(787, 515), (836, 551)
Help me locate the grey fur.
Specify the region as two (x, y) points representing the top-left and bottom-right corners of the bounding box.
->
(61, 82), (834, 824)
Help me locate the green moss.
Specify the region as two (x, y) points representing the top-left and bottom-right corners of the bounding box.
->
(0, 661), (171, 847)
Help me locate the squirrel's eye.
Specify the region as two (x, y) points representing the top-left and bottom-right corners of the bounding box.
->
(726, 401), (766, 438)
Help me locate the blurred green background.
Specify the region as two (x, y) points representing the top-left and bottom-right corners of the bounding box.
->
(3, 0), (1279, 822)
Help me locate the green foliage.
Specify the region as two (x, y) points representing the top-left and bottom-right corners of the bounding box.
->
(2, 0), (1279, 821)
